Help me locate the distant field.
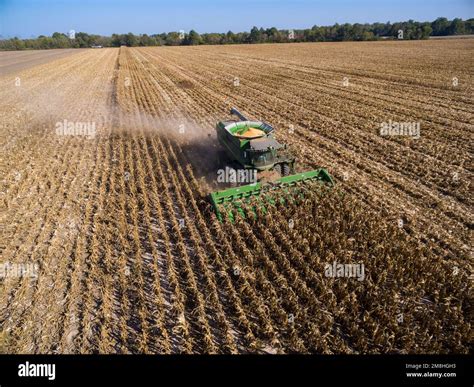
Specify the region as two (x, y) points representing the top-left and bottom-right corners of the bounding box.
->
(429, 34), (474, 39)
(0, 39), (472, 354)
(0, 48), (85, 76)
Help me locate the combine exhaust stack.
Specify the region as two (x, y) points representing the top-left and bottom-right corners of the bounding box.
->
(210, 168), (334, 221)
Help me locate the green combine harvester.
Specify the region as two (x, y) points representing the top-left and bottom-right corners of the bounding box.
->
(209, 108), (334, 221)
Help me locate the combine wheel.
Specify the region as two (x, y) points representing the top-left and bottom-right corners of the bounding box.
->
(274, 164), (282, 176)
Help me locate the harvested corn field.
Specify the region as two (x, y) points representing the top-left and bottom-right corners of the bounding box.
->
(0, 40), (472, 354)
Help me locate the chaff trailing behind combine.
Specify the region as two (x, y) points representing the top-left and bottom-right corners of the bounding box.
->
(210, 108), (334, 220)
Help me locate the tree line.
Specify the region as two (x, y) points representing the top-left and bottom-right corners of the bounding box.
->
(1, 17), (472, 50)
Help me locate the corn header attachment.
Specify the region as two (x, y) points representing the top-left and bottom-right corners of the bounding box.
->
(210, 168), (334, 221)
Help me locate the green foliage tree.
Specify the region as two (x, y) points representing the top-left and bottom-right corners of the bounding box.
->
(165, 32), (182, 46)
(184, 30), (202, 45)
(1, 18), (472, 51)
(124, 32), (137, 46)
(139, 34), (157, 46)
(202, 33), (223, 45)
(225, 31), (236, 44)
(431, 17), (450, 35)
(249, 26), (261, 43)
(449, 18), (466, 35)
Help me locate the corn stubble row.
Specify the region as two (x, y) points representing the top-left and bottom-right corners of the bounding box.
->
(226, 186), (471, 353)
(62, 126), (470, 354)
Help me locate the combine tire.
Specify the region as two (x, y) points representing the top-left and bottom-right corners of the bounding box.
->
(283, 163), (291, 176)
(274, 164), (282, 176)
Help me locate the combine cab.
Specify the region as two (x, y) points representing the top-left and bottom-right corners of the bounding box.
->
(210, 108), (334, 221)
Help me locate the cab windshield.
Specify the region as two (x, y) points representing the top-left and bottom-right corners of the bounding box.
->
(252, 152), (273, 166)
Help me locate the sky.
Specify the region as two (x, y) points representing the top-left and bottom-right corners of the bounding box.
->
(1, 0), (473, 38)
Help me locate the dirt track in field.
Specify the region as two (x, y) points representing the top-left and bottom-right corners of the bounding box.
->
(0, 41), (472, 354)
